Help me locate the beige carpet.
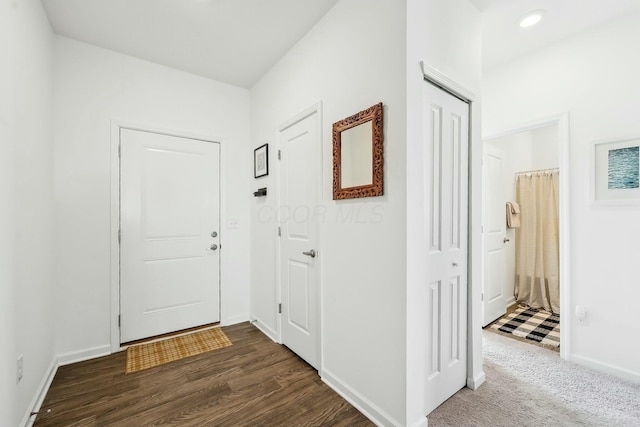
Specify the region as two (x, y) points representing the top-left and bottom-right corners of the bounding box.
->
(428, 331), (640, 427)
(126, 328), (232, 373)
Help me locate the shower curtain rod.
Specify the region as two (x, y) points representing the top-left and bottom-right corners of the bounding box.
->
(515, 167), (559, 176)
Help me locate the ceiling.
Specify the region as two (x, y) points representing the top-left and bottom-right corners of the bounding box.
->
(42, 0), (640, 87)
(474, 0), (640, 70)
(41, 0), (340, 88)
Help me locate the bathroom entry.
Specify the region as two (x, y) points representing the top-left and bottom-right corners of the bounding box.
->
(482, 124), (560, 331)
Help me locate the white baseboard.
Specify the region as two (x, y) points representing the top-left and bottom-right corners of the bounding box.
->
(321, 368), (402, 427)
(409, 416), (429, 427)
(21, 358), (58, 427)
(571, 354), (640, 384)
(250, 317), (278, 342)
(57, 345), (111, 366)
(505, 296), (516, 307)
(467, 370), (486, 390)
(221, 313), (250, 327)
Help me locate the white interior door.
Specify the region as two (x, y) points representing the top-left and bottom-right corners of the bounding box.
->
(483, 143), (508, 326)
(120, 128), (220, 343)
(279, 109), (320, 369)
(424, 81), (469, 415)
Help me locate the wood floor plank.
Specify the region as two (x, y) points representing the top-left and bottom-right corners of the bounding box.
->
(34, 323), (373, 427)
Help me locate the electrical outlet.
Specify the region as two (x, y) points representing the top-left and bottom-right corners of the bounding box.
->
(16, 355), (23, 383)
(575, 306), (587, 324)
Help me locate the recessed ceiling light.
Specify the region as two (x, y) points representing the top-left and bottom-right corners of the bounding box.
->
(520, 10), (545, 28)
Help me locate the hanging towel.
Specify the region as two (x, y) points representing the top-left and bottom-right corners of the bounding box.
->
(506, 201), (521, 229)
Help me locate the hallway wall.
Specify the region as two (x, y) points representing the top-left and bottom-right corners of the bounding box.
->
(406, 0), (483, 423)
(250, 0), (407, 424)
(53, 36), (252, 358)
(0, 1), (56, 425)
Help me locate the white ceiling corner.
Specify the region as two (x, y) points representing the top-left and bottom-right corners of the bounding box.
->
(41, 0), (340, 88)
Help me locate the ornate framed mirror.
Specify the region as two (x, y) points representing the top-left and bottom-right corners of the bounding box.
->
(332, 102), (384, 200)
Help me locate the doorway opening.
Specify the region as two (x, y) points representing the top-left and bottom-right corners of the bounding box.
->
(481, 115), (570, 358)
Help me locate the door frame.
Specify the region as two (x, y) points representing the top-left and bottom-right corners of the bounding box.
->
(275, 102), (323, 373)
(109, 120), (226, 353)
(482, 113), (571, 360)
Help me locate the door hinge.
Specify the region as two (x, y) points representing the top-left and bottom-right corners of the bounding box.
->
(118, 315), (121, 327)
(118, 144), (121, 157)
(118, 229), (121, 243)
(278, 303), (282, 314)
(278, 226), (281, 237)
(278, 149), (281, 160)
(481, 293), (484, 302)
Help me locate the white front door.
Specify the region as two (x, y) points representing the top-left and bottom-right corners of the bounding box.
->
(120, 128), (220, 343)
(424, 81), (469, 414)
(279, 108), (321, 369)
(483, 143), (508, 326)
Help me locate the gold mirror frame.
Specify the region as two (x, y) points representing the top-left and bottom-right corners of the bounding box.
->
(332, 102), (384, 200)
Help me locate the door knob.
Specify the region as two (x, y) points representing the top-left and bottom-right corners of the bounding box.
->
(211, 231), (218, 238)
(209, 244), (218, 251)
(503, 238), (510, 243)
(302, 249), (316, 258)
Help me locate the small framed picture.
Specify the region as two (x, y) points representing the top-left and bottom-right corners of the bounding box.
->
(254, 143), (269, 178)
(592, 137), (640, 205)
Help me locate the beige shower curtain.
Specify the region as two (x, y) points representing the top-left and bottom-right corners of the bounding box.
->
(515, 170), (560, 313)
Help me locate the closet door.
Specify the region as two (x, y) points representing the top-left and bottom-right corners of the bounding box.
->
(423, 81), (469, 415)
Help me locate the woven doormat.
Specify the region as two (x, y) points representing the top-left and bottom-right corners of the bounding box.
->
(126, 328), (232, 373)
(491, 306), (560, 348)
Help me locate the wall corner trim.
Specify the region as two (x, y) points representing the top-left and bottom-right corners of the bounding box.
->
(250, 318), (279, 343)
(221, 314), (250, 327)
(466, 370), (486, 390)
(57, 345), (112, 366)
(420, 61), (477, 102)
(321, 368), (403, 427)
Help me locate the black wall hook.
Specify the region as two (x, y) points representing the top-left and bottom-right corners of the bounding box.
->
(253, 187), (267, 197)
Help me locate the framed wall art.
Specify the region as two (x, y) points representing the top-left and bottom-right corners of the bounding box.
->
(254, 143), (269, 178)
(592, 137), (640, 205)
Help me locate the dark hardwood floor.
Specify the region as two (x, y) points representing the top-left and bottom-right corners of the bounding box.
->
(34, 323), (373, 427)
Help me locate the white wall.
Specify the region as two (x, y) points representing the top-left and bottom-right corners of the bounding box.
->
(0, 1), (55, 426)
(483, 12), (640, 380)
(531, 125), (559, 170)
(485, 125), (559, 310)
(250, 0), (407, 424)
(53, 37), (251, 357)
(406, 0), (483, 424)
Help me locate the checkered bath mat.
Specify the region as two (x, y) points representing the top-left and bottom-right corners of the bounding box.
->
(491, 306), (560, 348)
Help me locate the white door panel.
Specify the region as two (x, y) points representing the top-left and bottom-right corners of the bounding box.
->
(424, 82), (469, 415)
(120, 128), (220, 343)
(280, 110), (320, 369)
(483, 144), (508, 326)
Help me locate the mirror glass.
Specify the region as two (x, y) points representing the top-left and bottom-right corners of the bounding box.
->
(340, 121), (373, 188)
